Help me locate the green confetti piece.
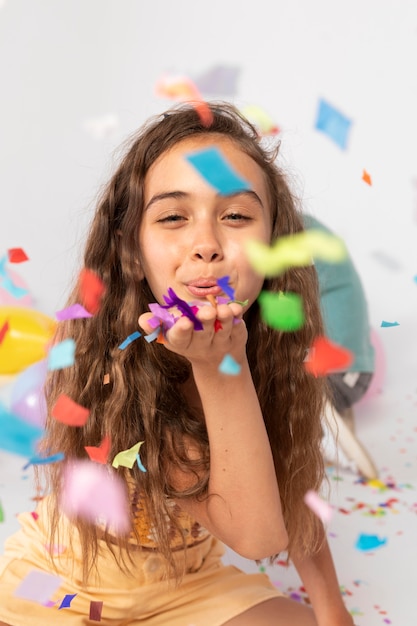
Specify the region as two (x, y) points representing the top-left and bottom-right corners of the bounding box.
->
(258, 291), (304, 331)
(0, 500), (4, 522)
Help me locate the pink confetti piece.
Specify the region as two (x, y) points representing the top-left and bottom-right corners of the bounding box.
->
(55, 304), (93, 321)
(304, 489), (334, 523)
(60, 460), (130, 534)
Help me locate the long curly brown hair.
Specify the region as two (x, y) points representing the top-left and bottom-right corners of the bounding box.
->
(37, 101), (327, 584)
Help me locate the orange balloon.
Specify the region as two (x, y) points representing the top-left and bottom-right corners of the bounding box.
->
(0, 306), (56, 374)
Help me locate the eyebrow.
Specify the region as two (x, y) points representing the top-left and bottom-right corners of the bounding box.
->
(145, 189), (264, 211)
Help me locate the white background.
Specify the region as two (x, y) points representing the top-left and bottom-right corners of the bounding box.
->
(0, 1), (416, 624)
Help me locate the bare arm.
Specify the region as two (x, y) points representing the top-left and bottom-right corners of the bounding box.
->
(292, 529), (355, 626)
(139, 302), (288, 559)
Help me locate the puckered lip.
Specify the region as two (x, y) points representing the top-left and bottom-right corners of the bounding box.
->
(185, 277), (225, 298)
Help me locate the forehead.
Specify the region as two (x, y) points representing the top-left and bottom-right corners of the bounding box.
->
(144, 134), (270, 206)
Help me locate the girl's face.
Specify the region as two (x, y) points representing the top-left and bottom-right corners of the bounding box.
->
(139, 135), (271, 308)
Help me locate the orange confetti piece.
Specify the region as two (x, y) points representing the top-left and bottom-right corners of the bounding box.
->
(8, 247), (29, 263)
(362, 169), (372, 185)
(155, 74), (213, 127)
(304, 336), (354, 377)
(79, 268), (106, 315)
(0, 320), (9, 345)
(85, 435), (111, 464)
(51, 394), (90, 427)
(103, 373), (110, 385)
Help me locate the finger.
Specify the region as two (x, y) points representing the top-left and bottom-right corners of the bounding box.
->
(138, 312), (158, 335)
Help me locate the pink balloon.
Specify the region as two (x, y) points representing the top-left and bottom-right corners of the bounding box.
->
(357, 328), (386, 406)
(10, 359), (47, 427)
(0, 268), (33, 307)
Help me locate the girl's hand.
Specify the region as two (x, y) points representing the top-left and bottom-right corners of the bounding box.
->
(139, 302), (246, 370)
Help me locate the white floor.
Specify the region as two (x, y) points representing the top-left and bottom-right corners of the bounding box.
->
(1, 323), (416, 625)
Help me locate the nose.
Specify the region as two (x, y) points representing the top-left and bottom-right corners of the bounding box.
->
(190, 222), (223, 263)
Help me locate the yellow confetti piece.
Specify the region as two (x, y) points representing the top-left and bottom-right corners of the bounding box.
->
(245, 229), (347, 277)
(112, 441), (144, 469)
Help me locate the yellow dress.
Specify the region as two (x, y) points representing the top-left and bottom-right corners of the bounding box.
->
(0, 489), (283, 625)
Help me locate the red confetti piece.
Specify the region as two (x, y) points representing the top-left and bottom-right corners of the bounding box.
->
(89, 600), (103, 621)
(84, 435), (111, 464)
(51, 394), (90, 427)
(304, 336), (353, 377)
(0, 320), (9, 345)
(79, 268), (106, 315)
(214, 319), (223, 332)
(8, 247), (29, 263)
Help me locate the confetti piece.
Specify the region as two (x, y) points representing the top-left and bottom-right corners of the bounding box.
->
(8, 247), (29, 263)
(118, 330), (141, 350)
(112, 441), (144, 469)
(144, 327), (161, 343)
(258, 291), (304, 331)
(89, 600), (104, 621)
(216, 276), (235, 300)
(380, 320), (399, 327)
(60, 460), (130, 534)
(55, 304), (93, 320)
(59, 593), (77, 609)
(355, 533), (387, 551)
(219, 353), (241, 375)
(241, 104), (280, 135)
(304, 489), (334, 524)
(162, 288), (203, 330)
(79, 268), (106, 315)
(47, 338), (76, 370)
(304, 336), (354, 376)
(315, 98), (352, 150)
(186, 147), (251, 195)
(245, 230), (347, 277)
(0, 319), (9, 344)
(13, 570), (62, 604)
(51, 394), (90, 427)
(0, 500), (4, 522)
(193, 64), (240, 96)
(154, 74), (213, 126)
(103, 373), (110, 385)
(136, 449), (147, 472)
(85, 435), (111, 464)
(24, 452), (65, 467)
(362, 169), (372, 185)
(0, 402), (43, 457)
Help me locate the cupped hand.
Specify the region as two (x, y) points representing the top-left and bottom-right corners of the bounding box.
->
(138, 302), (247, 369)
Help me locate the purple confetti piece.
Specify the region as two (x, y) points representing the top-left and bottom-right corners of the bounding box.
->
(148, 303), (177, 329)
(216, 276), (235, 300)
(14, 570), (62, 605)
(55, 304), (93, 321)
(162, 288), (203, 330)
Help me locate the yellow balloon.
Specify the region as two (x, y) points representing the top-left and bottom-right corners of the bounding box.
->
(0, 306), (57, 374)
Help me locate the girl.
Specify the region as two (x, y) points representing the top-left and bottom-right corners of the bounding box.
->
(0, 103), (355, 625)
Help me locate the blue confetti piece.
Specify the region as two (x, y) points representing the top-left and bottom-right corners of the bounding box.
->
(218, 354), (241, 376)
(118, 330), (141, 350)
(23, 452), (65, 468)
(136, 452), (147, 472)
(186, 147), (251, 195)
(355, 533), (387, 551)
(48, 338), (76, 370)
(380, 320), (399, 327)
(144, 328), (161, 343)
(315, 98), (352, 150)
(0, 402), (44, 458)
(59, 593), (77, 609)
